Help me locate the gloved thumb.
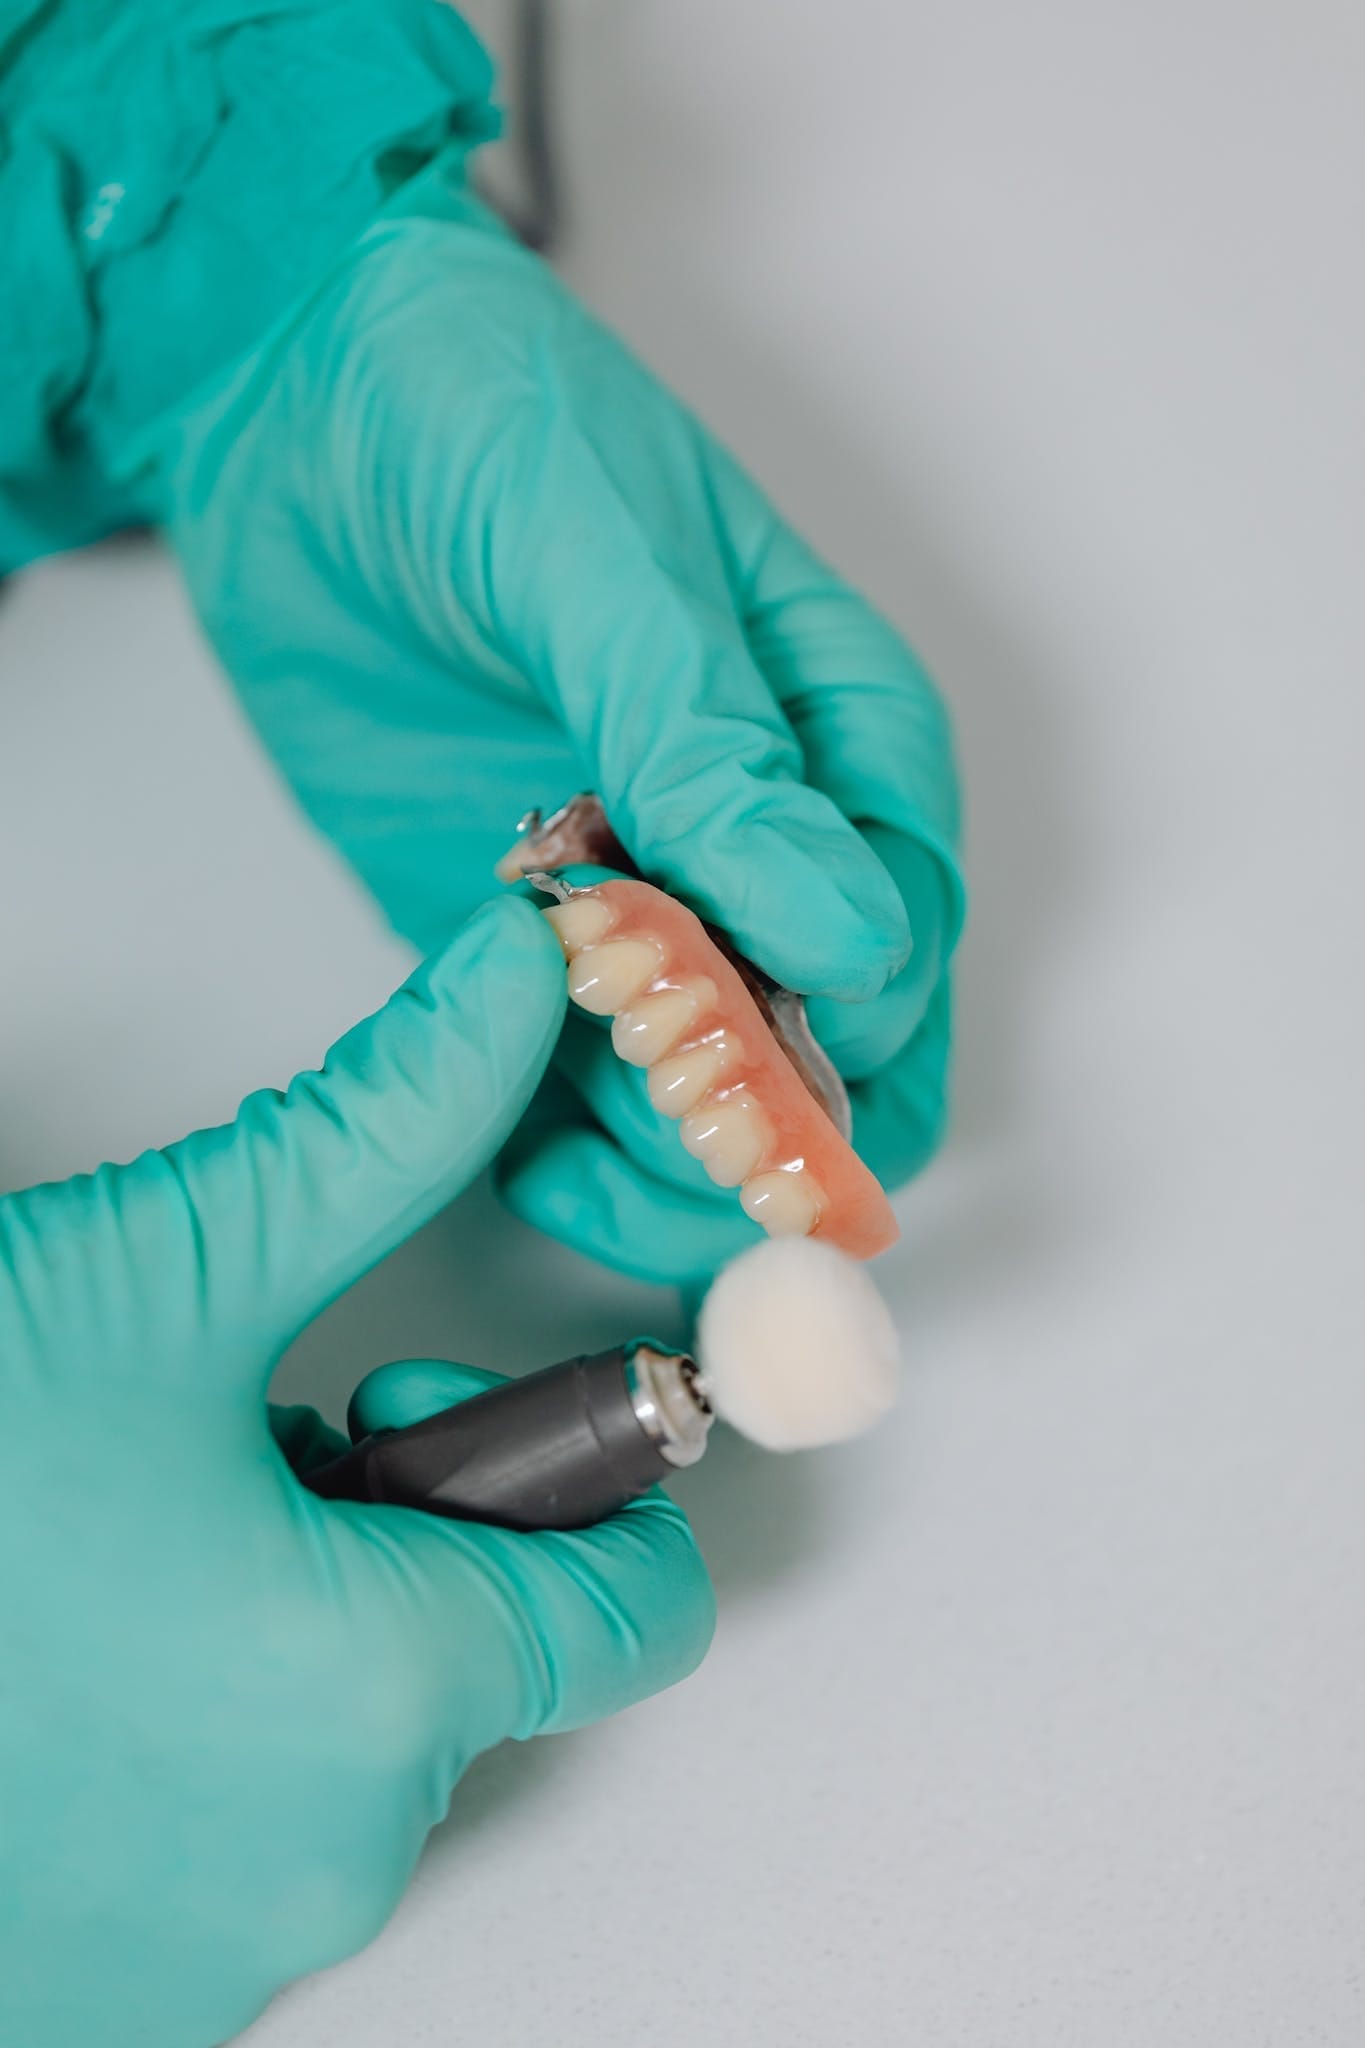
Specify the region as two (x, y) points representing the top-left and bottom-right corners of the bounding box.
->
(346, 1357), (503, 1441)
(203, 895), (566, 1386)
(0, 897), (566, 1391)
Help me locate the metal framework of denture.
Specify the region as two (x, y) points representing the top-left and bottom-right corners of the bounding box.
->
(500, 797), (899, 1261)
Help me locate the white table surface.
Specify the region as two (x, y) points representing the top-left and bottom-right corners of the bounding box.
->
(2, 3), (1363, 2041)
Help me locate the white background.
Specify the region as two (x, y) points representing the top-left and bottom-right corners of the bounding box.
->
(3, 1), (1364, 2041)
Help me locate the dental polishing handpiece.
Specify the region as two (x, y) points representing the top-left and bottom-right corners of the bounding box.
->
(302, 1343), (712, 1532)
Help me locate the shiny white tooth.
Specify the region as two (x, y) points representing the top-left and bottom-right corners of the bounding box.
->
(679, 1092), (770, 1188)
(740, 1169), (822, 1238)
(543, 896), (615, 959)
(567, 939), (662, 1015)
(646, 1027), (742, 1118)
(611, 987), (699, 1067)
(647, 1044), (726, 1117)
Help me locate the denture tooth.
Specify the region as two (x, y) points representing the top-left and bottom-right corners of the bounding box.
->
(567, 939), (663, 1015)
(611, 987), (699, 1067)
(647, 1028), (743, 1116)
(740, 1169), (823, 1238)
(543, 896), (616, 959)
(679, 1092), (771, 1188)
(647, 1044), (726, 1117)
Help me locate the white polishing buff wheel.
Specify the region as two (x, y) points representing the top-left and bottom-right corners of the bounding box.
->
(695, 1237), (901, 1452)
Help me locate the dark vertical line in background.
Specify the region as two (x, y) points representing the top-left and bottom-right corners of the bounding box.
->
(506, 0), (563, 254)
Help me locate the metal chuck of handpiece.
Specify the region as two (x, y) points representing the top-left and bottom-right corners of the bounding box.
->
(302, 1343), (712, 1532)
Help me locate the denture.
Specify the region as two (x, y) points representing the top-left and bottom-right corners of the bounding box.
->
(500, 796), (898, 1261)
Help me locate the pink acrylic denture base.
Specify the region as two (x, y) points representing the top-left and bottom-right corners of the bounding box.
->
(580, 877), (898, 1261)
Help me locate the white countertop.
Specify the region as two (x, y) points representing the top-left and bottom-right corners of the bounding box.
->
(2, 2), (1362, 2040)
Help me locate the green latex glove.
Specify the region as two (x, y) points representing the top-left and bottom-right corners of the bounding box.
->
(155, 163), (964, 1283)
(1, 4), (965, 1286)
(0, 896), (714, 2048)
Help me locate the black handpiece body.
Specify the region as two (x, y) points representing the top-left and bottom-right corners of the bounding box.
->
(302, 1345), (707, 1532)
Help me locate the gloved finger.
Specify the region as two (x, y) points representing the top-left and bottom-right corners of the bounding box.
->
(804, 828), (954, 1080)
(496, 1070), (760, 1286)
(846, 979), (955, 1191)
(336, 1482), (715, 1769)
(198, 896), (564, 1376)
(725, 459), (966, 960)
(269, 1403), (351, 1475)
(0, 897), (565, 1390)
(345, 1357), (502, 1442)
(333, 1352), (712, 1754)
(479, 374), (910, 999)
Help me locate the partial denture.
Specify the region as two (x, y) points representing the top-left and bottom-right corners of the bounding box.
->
(542, 877), (899, 1260)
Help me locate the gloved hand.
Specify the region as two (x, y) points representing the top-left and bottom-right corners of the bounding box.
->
(0, 896), (714, 2048)
(154, 159), (965, 1286)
